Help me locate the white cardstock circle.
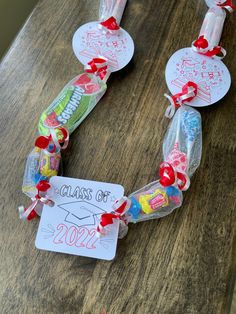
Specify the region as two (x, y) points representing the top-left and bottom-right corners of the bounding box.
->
(72, 21), (134, 72)
(165, 47), (231, 107)
(205, 0), (226, 7)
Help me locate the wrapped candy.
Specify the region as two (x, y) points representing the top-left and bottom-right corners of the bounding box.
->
(39, 150), (61, 178)
(96, 105), (202, 235)
(192, 7), (226, 57)
(99, 0), (117, 21)
(22, 149), (61, 197)
(20, 0), (132, 222)
(200, 7), (226, 47)
(22, 148), (41, 198)
(163, 105), (202, 177)
(99, 0), (127, 24)
(125, 105), (202, 223)
(126, 182), (182, 223)
(22, 126), (68, 199)
(38, 73), (107, 136)
(23, 65), (107, 205)
(21, 156), (57, 220)
(22, 56), (107, 211)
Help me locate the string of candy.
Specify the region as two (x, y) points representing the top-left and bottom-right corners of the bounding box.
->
(19, 0), (234, 245)
(19, 0), (128, 220)
(96, 0), (234, 236)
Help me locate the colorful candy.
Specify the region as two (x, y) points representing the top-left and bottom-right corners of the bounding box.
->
(39, 150), (61, 178)
(20, 0), (134, 223)
(163, 105), (202, 177)
(127, 181), (182, 223)
(139, 189), (168, 214)
(22, 148), (41, 198)
(123, 105), (201, 224)
(181, 109), (201, 142)
(128, 197), (142, 220)
(38, 73), (107, 136)
(22, 148), (61, 198)
(95, 102), (202, 235)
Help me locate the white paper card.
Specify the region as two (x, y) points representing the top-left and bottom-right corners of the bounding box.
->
(165, 47), (231, 107)
(35, 176), (124, 260)
(72, 21), (134, 72)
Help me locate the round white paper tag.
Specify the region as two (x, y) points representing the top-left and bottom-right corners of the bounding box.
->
(72, 21), (134, 72)
(205, 0), (226, 7)
(165, 48), (231, 107)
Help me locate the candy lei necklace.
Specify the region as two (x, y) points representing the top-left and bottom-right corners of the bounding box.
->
(20, 0), (234, 255)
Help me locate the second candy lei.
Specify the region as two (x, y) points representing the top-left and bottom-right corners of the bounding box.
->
(19, 0), (234, 252)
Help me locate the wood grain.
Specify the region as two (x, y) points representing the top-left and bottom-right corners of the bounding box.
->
(0, 0), (236, 313)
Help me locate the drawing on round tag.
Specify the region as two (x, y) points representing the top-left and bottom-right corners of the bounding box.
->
(165, 47), (231, 107)
(205, 0), (226, 7)
(72, 21), (134, 72)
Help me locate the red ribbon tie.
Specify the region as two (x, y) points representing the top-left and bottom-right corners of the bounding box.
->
(35, 127), (69, 152)
(97, 197), (130, 236)
(85, 57), (108, 80)
(99, 16), (120, 33)
(192, 35), (226, 59)
(159, 162), (190, 191)
(18, 181), (54, 221)
(164, 81), (198, 118)
(218, 0), (236, 12)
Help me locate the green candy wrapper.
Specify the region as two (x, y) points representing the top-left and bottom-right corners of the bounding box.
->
(38, 73), (107, 135)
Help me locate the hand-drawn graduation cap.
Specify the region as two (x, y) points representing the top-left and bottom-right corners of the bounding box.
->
(58, 200), (106, 227)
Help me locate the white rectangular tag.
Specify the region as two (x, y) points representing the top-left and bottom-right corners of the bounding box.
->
(35, 176), (124, 260)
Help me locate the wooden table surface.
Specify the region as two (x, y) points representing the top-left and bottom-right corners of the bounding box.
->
(0, 0), (236, 313)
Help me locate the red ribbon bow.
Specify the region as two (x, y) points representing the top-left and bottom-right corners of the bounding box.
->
(193, 35), (209, 50)
(100, 16), (120, 32)
(164, 81), (198, 118)
(18, 180), (53, 221)
(85, 57), (108, 80)
(159, 162), (190, 191)
(97, 197), (130, 235)
(36, 180), (51, 192)
(192, 36), (226, 59)
(218, 0), (236, 12)
(35, 127), (69, 153)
